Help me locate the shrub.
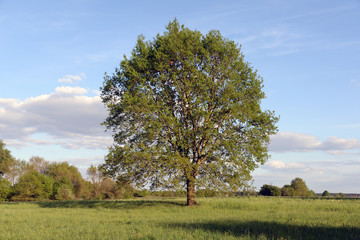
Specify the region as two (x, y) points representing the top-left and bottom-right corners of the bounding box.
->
(281, 185), (294, 196)
(322, 190), (331, 197)
(53, 177), (75, 200)
(0, 178), (12, 201)
(55, 184), (75, 200)
(100, 178), (119, 199)
(259, 184), (281, 196)
(12, 171), (54, 201)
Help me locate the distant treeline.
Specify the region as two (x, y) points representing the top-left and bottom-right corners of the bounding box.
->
(1, 140), (357, 201)
(0, 140), (244, 201)
(258, 178), (357, 198)
(0, 140), (138, 201)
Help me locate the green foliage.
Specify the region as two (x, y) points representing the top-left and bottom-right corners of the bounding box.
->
(53, 177), (75, 200)
(281, 184), (294, 196)
(86, 164), (103, 199)
(55, 184), (75, 200)
(115, 176), (137, 199)
(336, 192), (346, 198)
(196, 188), (218, 197)
(322, 190), (330, 197)
(290, 177), (309, 197)
(0, 140), (14, 172)
(259, 184), (281, 196)
(28, 156), (49, 174)
(0, 141), (29, 185)
(99, 178), (119, 199)
(138, 189), (151, 197)
(101, 19), (278, 206)
(0, 178), (12, 201)
(46, 162), (85, 198)
(12, 171), (54, 201)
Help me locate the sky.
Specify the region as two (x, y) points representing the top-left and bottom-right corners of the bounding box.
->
(1, 0), (359, 193)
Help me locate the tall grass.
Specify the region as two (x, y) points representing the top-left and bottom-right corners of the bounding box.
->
(0, 197), (359, 239)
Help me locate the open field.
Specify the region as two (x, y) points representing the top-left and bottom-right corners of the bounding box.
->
(0, 197), (359, 240)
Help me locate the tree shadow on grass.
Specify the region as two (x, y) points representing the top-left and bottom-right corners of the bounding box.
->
(35, 199), (186, 209)
(165, 220), (360, 240)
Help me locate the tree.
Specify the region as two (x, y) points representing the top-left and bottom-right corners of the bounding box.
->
(259, 184), (281, 196)
(322, 190), (330, 197)
(335, 192), (346, 198)
(291, 177), (309, 197)
(0, 178), (12, 201)
(0, 140), (13, 165)
(28, 156), (49, 174)
(100, 178), (119, 199)
(87, 165), (103, 198)
(101, 20), (278, 206)
(281, 184), (295, 196)
(46, 162), (85, 198)
(53, 177), (74, 200)
(0, 140), (19, 184)
(1, 158), (28, 185)
(12, 171), (54, 201)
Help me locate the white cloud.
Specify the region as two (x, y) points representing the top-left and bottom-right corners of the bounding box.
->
(267, 160), (304, 169)
(0, 86), (111, 149)
(270, 132), (360, 154)
(57, 73), (86, 84)
(55, 86), (88, 95)
(265, 161), (324, 175)
(270, 132), (320, 152)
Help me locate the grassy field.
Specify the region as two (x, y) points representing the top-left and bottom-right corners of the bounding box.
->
(0, 197), (359, 240)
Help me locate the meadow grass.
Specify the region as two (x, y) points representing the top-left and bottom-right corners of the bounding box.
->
(0, 197), (359, 239)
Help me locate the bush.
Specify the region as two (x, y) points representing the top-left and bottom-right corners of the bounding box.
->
(0, 178), (12, 201)
(322, 190), (330, 197)
(100, 178), (119, 199)
(55, 184), (75, 200)
(12, 171), (54, 201)
(335, 192), (346, 198)
(53, 177), (75, 200)
(281, 185), (294, 196)
(259, 184), (281, 196)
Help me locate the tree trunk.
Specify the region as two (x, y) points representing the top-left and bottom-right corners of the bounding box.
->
(186, 177), (197, 206)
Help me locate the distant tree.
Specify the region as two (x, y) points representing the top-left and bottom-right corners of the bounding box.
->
(281, 184), (295, 196)
(28, 156), (49, 174)
(81, 181), (94, 200)
(259, 184), (281, 196)
(87, 165), (103, 198)
(1, 158), (29, 185)
(291, 178), (309, 197)
(101, 19), (279, 206)
(322, 190), (330, 197)
(307, 190), (316, 197)
(0, 178), (12, 201)
(0, 140), (23, 184)
(46, 162), (85, 198)
(0, 140), (13, 169)
(116, 176), (136, 199)
(335, 192), (346, 198)
(100, 178), (119, 199)
(12, 171), (54, 201)
(53, 177), (74, 200)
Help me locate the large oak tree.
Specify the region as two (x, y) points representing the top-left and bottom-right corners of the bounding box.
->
(101, 20), (278, 206)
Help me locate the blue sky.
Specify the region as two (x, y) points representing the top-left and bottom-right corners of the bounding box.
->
(1, 0), (359, 193)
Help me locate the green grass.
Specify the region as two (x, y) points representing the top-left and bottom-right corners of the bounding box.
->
(1, 197), (360, 239)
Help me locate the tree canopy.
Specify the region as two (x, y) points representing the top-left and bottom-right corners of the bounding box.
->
(101, 20), (278, 206)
